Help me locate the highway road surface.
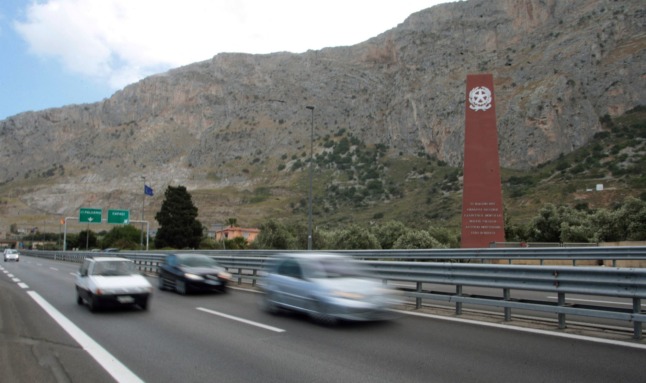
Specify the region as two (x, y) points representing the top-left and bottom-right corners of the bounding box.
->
(1, 255), (645, 383)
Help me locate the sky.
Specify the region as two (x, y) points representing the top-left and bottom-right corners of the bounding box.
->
(0, 0), (454, 120)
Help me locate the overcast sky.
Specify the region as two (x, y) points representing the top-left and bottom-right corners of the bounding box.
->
(0, 0), (454, 120)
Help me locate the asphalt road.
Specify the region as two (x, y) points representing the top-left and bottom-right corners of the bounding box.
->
(1, 256), (645, 383)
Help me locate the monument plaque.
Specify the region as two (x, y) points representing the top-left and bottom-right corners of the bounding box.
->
(461, 74), (505, 248)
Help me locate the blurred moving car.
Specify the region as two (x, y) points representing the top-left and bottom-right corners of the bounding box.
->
(158, 253), (231, 294)
(75, 257), (152, 312)
(3, 248), (20, 262)
(259, 253), (401, 324)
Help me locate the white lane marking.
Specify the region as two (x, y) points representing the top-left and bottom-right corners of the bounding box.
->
(546, 296), (632, 306)
(12, 278), (21, 282)
(27, 291), (145, 383)
(50, 267), (59, 271)
(396, 310), (646, 350)
(8, 274), (14, 277)
(197, 307), (285, 333)
(18, 283), (29, 289)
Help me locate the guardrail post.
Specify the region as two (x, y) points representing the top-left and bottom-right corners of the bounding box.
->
(456, 285), (463, 315)
(252, 269), (257, 287)
(634, 298), (642, 340)
(503, 288), (511, 321)
(558, 293), (566, 329)
(238, 268), (242, 285)
(416, 282), (422, 309)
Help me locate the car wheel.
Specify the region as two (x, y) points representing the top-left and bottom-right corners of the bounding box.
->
(88, 295), (99, 312)
(259, 292), (280, 314)
(76, 290), (83, 306)
(175, 280), (187, 295)
(309, 300), (337, 326)
(158, 276), (167, 291)
(138, 297), (149, 310)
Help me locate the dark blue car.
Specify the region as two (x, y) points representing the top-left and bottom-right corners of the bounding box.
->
(158, 253), (231, 294)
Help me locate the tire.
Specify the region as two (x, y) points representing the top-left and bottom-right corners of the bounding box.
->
(76, 290), (83, 305)
(138, 297), (149, 310)
(259, 292), (280, 315)
(309, 300), (337, 326)
(175, 280), (187, 295)
(158, 276), (167, 291)
(88, 294), (99, 312)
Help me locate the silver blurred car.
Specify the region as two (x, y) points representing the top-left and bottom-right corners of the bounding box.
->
(259, 253), (401, 324)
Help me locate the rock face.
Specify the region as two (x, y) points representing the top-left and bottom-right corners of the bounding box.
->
(0, 0), (644, 224)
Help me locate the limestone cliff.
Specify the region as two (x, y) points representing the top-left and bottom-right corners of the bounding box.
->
(0, 0), (644, 227)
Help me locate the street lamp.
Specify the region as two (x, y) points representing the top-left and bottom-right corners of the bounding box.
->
(305, 106), (314, 250)
(140, 176), (145, 249)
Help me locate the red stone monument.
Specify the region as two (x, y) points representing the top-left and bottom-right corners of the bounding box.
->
(461, 74), (505, 248)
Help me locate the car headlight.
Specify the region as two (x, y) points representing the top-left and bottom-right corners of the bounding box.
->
(217, 271), (232, 280)
(331, 291), (365, 300)
(184, 273), (204, 281)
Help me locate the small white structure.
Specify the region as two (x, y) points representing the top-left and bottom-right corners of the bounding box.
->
(596, 184), (604, 191)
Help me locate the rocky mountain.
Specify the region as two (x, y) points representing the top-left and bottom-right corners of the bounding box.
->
(0, 0), (644, 234)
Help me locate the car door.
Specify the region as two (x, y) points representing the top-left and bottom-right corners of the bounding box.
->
(76, 260), (92, 300)
(274, 258), (310, 310)
(160, 255), (176, 284)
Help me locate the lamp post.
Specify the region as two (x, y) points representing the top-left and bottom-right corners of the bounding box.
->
(305, 106), (314, 250)
(140, 176), (145, 249)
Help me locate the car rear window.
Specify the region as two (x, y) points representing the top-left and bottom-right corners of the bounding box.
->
(91, 261), (137, 276)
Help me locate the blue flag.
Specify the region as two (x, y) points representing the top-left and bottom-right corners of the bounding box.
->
(144, 185), (154, 196)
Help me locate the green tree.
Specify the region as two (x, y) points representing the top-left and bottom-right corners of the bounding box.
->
(528, 204), (562, 242)
(225, 236), (249, 249)
(154, 185), (203, 249)
(101, 225), (142, 249)
(614, 197), (646, 241)
(372, 220), (407, 249)
(252, 219), (298, 249)
(393, 229), (445, 249)
(559, 207), (594, 243)
(76, 230), (98, 250)
(331, 225), (381, 249)
(427, 226), (459, 248)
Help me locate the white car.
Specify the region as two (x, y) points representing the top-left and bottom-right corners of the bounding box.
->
(75, 257), (152, 312)
(3, 249), (20, 262)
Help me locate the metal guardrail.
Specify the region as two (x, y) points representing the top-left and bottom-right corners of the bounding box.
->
(102, 246), (646, 266)
(21, 249), (646, 339)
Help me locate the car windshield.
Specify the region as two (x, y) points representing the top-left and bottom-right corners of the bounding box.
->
(91, 260), (137, 276)
(178, 255), (218, 268)
(306, 258), (364, 279)
(6, 249), (18, 254)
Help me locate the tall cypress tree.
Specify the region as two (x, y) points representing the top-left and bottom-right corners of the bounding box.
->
(154, 185), (203, 249)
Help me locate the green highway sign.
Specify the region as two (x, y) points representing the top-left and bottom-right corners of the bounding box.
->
(107, 209), (130, 224)
(79, 208), (102, 223)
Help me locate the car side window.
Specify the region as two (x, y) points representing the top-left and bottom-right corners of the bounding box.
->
(167, 255), (176, 266)
(79, 260), (90, 276)
(277, 259), (302, 279)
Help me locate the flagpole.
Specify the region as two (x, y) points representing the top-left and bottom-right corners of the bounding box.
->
(140, 176), (145, 249)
